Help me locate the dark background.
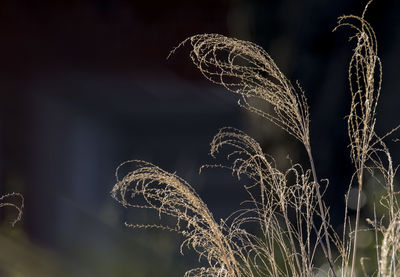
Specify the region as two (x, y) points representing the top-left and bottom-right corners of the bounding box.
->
(1, 0), (400, 276)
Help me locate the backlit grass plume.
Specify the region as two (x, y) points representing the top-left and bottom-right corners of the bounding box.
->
(334, 1), (400, 276)
(169, 34), (310, 145)
(204, 127), (323, 276)
(111, 160), (244, 277)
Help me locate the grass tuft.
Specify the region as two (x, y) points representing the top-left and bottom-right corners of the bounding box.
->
(112, 1), (400, 276)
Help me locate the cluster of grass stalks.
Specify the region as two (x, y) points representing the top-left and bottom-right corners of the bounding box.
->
(112, 1), (400, 276)
(0, 192), (24, 227)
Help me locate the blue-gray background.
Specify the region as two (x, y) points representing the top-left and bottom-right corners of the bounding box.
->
(1, 0), (400, 276)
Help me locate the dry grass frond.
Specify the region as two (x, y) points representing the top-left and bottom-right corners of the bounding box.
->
(169, 34), (310, 146)
(334, 0), (381, 179)
(0, 192), (24, 227)
(111, 160), (246, 277)
(333, 1), (385, 275)
(334, 1), (400, 276)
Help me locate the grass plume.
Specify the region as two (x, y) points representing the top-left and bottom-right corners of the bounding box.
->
(112, 1), (400, 276)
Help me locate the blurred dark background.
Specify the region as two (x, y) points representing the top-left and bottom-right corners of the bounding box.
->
(1, 0), (400, 276)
